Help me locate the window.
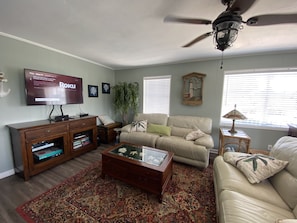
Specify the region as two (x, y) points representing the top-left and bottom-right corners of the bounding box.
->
(143, 76), (171, 114)
(221, 69), (297, 129)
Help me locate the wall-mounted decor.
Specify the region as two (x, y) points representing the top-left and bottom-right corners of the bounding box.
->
(182, 72), (206, 106)
(0, 72), (11, 97)
(102, 82), (110, 94)
(88, 85), (98, 97)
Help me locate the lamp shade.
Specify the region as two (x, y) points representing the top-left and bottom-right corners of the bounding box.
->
(223, 109), (247, 120)
(223, 105), (247, 133)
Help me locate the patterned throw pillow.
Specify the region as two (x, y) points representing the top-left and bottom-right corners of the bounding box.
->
(130, 120), (147, 132)
(185, 129), (205, 141)
(224, 152), (288, 184)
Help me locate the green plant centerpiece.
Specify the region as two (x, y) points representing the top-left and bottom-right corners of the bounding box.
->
(112, 82), (139, 125)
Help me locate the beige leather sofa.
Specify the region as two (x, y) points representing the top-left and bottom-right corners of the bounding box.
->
(120, 113), (214, 169)
(213, 136), (297, 223)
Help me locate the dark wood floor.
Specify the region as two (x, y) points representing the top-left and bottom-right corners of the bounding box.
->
(0, 143), (111, 223)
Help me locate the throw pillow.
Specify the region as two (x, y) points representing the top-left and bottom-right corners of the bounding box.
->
(185, 129), (205, 141)
(130, 120), (147, 132)
(224, 152), (288, 184)
(194, 134), (214, 148)
(98, 115), (115, 125)
(147, 123), (171, 136)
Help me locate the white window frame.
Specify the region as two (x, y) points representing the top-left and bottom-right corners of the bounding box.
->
(143, 75), (171, 114)
(220, 68), (297, 130)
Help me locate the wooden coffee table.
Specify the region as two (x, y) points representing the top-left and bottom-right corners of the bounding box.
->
(101, 142), (173, 203)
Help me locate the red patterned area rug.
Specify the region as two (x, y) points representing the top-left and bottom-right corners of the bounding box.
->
(17, 161), (216, 223)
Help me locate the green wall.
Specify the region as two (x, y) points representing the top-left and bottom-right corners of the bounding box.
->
(0, 32), (295, 179)
(0, 35), (115, 178)
(115, 52), (297, 151)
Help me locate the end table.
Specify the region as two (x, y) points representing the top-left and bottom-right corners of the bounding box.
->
(219, 128), (251, 155)
(97, 122), (122, 144)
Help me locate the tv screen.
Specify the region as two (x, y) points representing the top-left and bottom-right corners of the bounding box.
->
(24, 69), (83, 105)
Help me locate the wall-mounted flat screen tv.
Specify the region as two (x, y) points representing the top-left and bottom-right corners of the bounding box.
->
(24, 69), (83, 105)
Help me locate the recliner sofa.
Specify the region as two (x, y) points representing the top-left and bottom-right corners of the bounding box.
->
(213, 136), (297, 223)
(120, 113), (214, 169)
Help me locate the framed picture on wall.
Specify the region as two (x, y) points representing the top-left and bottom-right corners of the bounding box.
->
(88, 85), (98, 97)
(102, 82), (110, 94)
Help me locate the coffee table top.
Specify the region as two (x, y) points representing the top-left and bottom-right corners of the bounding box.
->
(109, 143), (167, 166)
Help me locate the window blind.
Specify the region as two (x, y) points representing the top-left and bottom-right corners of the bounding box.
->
(221, 70), (297, 128)
(143, 76), (171, 114)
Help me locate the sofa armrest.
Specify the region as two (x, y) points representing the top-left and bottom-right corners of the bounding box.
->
(194, 134), (214, 148)
(121, 124), (131, 133)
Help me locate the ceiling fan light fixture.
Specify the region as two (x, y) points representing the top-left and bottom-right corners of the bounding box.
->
(214, 20), (242, 51)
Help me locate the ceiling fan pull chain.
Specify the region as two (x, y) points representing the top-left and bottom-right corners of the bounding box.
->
(220, 51), (224, 69)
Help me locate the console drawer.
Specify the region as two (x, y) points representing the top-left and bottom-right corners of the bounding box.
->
(25, 125), (67, 141)
(69, 118), (95, 130)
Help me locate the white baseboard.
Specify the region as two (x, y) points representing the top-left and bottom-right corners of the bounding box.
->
(0, 169), (15, 179)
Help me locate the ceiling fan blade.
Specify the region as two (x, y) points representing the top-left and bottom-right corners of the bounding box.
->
(246, 14), (297, 26)
(164, 15), (212, 25)
(183, 32), (213, 47)
(228, 0), (256, 15)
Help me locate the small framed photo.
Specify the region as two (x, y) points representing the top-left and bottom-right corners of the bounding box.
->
(88, 85), (98, 97)
(102, 82), (110, 94)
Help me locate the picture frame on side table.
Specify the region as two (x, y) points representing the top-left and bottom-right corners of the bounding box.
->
(88, 85), (98, 97)
(102, 82), (110, 94)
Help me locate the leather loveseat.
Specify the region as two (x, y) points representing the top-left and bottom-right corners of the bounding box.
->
(213, 136), (297, 223)
(120, 113), (214, 169)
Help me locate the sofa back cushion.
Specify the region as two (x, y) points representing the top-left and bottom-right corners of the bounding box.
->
(167, 115), (212, 134)
(269, 136), (297, 209)
(134, 113), (168, 125)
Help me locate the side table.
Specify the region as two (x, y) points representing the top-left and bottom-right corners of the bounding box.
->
(97, 122), (122, 144)
(219, 128), (251, 155)
(288, 124), (297, 137)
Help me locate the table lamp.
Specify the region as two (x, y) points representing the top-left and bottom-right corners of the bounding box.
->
(223, 105), (247, 133)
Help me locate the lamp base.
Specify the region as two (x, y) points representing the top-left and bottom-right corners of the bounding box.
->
(228, 129), (237, 134)
(228, 119), (237, 134)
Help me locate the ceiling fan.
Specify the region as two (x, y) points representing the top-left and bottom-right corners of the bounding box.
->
(164, 0), (297, 51)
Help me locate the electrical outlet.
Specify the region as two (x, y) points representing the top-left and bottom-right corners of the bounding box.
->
(267, 145), (273, 151)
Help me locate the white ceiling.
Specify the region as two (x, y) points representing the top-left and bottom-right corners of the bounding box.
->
(0, 0), (297, 70)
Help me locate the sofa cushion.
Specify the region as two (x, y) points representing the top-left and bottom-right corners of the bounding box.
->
(130, 120), (147, 132)
(213, 156), (290, 210)
(167, 115), (212, 134)
(224, 152), (288, 184)
(185, 129), (205, 140)
(270, 169), (297, 210)
(147, 123), (171, 136)
(219, 190), (295, 223)
(156, 136), (208, 162)
(134, 113), (168, 125)
(170, 126), (192, 137)
(120, 132), (160, 148)
(269, 136), (297, 210)
(276, 219), (297, 223)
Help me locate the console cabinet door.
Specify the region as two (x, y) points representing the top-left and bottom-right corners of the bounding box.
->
(26, 130), (68, 176)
